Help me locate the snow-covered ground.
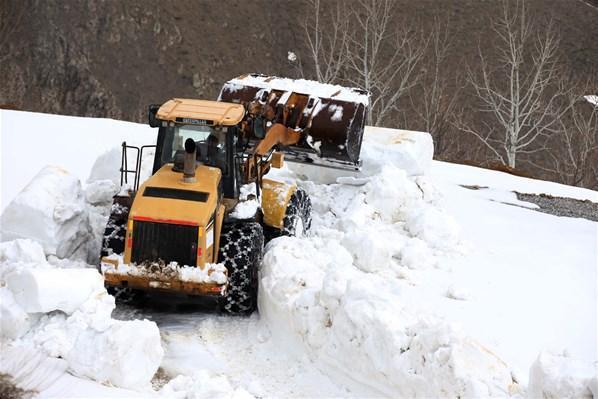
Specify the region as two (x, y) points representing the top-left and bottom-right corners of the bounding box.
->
(1, 109), (596, 398)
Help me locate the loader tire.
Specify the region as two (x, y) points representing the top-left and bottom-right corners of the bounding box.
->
(282, 187), (312, 237)
(218, 222), (264, 315)
(107, 286), (146, 305)
(100, 197), (130, 259)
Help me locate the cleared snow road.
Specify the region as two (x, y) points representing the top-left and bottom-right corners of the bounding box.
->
(113, 303), (367, 397)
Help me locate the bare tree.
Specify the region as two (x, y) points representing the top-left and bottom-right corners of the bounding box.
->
(465, 0), (574, 168)
(550, 91), (598, 187)
(411, 18), (461, 158)
(344, 0), (426, 126)
(302, 0), (350, 84)
(301, 0), (425, 127)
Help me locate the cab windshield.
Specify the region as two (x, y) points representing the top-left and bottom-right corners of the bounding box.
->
(161, 124), (227, 171)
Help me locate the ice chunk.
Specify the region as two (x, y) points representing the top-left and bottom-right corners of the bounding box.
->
(361, 127), (433, 177)
(0, 166), (92, 260)
(342, 230), (391, 272)
(5, 268), (104, 314)
(66, 318), (163, 390)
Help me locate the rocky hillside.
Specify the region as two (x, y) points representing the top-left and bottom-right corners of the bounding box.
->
(1, 0), (596, 123)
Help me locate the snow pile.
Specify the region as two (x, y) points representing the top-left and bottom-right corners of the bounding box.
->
(259, 153), (516, 396)
(230, 183), (260, 219)
(0, 239), (164, 390)
(0, 166), (92, 260)
(260, 236), (515, 397)
(527, 352), (597, 398)
(159, 370), (253, 399)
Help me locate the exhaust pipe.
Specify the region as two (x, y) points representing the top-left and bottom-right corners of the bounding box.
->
(183, 138), (197, 183)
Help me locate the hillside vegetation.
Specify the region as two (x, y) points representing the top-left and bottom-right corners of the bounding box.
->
(1, 0), (597, 187)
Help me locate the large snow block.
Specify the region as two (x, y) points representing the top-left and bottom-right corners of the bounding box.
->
(5, 268), (104, 314)
(66, 318), (164, 390)
(0, 166), (92, 259)
(361, 126), (433, 177)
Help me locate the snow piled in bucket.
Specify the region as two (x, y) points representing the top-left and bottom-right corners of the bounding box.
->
(286, 127), (433, 185)
(0, 238), (164, 390)
(259, 130), (517, 397)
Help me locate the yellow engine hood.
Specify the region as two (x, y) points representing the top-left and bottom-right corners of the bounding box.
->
(130, 164), (221, 227)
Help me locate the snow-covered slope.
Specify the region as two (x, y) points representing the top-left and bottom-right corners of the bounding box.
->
(1, 109), (596, 398)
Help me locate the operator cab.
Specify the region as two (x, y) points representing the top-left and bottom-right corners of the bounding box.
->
(161, 124), (228, 172)
(150, 99), (246, 200)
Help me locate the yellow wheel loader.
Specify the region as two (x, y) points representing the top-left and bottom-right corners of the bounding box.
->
(99, 74), (369, 314)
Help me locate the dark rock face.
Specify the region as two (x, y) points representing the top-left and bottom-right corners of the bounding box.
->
(0, 0), (304, 121)
(1, 0), (597, 126)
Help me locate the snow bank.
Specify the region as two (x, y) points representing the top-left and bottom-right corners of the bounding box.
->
(87, 146), (155, 187)
(260, 237), (516, 397)
(1, 109), (155, 212)
(258, 150), (518, 396)
(0, 166), (92, 260)
(0, 239), (164, 390)
(528, 352), (596, 398)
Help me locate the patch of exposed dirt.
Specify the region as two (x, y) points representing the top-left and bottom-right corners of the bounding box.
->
(516, 192), (598, 222)
(0, 374), (34, 399)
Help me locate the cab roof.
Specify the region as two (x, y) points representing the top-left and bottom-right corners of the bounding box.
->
(157, 99), (245, 126)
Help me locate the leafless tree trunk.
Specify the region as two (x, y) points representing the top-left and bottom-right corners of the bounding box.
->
(302, 0), (350, 84)
(344, 0), (426, 126)
(549, 90), (598, 187)
(411, 18), (461, 158)
(465, 0), (574, 168)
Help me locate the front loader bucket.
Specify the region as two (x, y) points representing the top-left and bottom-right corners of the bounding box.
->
(219, 74), (369, 168)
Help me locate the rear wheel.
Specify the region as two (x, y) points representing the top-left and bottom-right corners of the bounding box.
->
(218, 222), (264, 315)
(100, 197), (142, 303)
